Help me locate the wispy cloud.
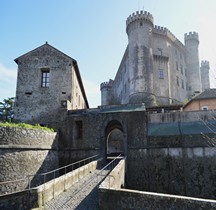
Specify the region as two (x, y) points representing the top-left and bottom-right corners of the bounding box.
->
(0, 63), (17, 100)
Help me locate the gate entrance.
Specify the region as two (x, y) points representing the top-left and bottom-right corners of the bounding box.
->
(105, 120), (125, 157)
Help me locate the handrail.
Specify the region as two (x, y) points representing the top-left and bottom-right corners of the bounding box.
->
(97, 154), (122, 176)
(0, 178), (26, 185)
(0, 154), (99, 195)
(32, 154), (98, 177)
(64, 154), (123, 201)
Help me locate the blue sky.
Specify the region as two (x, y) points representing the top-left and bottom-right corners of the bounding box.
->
(1, 0), (216, 107)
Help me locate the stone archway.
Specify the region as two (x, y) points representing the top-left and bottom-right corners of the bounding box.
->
(105, 120), (125, 156)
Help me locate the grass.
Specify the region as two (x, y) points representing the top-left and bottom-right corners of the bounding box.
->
(0, 122), (54, 132)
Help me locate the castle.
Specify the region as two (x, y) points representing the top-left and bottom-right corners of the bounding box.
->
(100, 11), (210, 107)
(1, 10), (216, 209)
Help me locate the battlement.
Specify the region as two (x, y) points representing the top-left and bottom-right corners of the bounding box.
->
(100, 79), (113, 90)
(153, 25), (176, 41)
(153, 25), (168, 34)
(201, 60), (210, 67)
(184, 32), (199, 42)
(153, 25), (185, 49)
(126, 10), (154, 30)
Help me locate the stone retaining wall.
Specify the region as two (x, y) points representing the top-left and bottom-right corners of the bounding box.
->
(0, 159), (100, 209)
(99, 158), (125, 189)
(99, 188), (216, 210)
(0, 126), (58, 194)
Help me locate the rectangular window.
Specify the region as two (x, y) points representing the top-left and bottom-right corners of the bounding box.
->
(159, 69), (164, 79)
(176, 61), (178, 70)
(181, 79), (184, 89)
(202, 106), (208, 111)
(41, 69), (50, 87)
(176, 76), (179, 86)
(180, 64), (183, 74)
(75, 121), (82, 139)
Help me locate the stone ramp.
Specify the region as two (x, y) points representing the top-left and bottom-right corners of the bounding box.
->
(45, 169), (109, 210)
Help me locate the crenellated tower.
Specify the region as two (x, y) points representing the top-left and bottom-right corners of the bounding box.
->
(200, 60), (210, 91)
(126, 11), (156, 106)
(100, 79), (113, 106)
(184, 32), (202, 96)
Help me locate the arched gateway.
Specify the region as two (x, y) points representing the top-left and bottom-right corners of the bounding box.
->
(105, 120), (126, 157)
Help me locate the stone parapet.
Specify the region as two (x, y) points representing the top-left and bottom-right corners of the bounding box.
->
(0, 126), (58, 149)
(184, 32), (199, 43)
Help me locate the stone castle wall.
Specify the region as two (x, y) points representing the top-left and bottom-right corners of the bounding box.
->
(0, 126), (59, 194)
(100, 11), (208, 106)
(126, 111), (216, 199)
(65, 108), (216, 199)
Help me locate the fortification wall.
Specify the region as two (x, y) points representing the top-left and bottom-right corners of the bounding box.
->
(99, 188), (216, 210)
(0, 126), (59, 194)
(127, 147), (216, 199)
(127, 111), (216, 199)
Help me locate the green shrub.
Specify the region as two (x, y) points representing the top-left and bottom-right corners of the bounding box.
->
(0, 122), (54, 132)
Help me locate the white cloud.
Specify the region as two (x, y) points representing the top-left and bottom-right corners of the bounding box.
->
(83, 79), (101, 108)
(0, 63), (17, 100)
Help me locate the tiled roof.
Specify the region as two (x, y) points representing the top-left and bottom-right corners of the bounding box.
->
(194, 89), (216, 100)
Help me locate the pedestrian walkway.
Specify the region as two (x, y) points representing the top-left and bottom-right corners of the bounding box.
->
(45, 169), (109, 210)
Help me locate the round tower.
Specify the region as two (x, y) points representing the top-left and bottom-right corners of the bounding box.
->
(184, 32), (202, 96)
(100, 79), (113, 106)
(126, 11), (156, 106)
(200, 60), (210, 91)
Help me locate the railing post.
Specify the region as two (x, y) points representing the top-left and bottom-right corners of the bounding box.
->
(28, 175), (31, 190)
(53, 171), (55, 198)
(43, 174), (46, 206)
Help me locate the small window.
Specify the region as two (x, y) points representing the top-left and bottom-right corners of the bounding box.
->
(180, 65), (183, 74)
(202, 106), (208, 111)
(181, 79), (184, 89)
(176, 62), (178, 70)
(159, 69), (164, 79)
(41, 69), (50, 87)
(176, 76), (179, 86)
(75, 121), (83, 139)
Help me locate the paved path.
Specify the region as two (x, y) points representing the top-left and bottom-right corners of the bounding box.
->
(45, 169), (109, 210)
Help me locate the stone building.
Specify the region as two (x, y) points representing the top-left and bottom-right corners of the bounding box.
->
(101, 11), (210, 106)
(14, 42), (89, 127)
(200, 60), (210, 92)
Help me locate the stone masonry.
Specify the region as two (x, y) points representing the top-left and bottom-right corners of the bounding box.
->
(101, 11), (210, 106)
(14, 42), (89, 128)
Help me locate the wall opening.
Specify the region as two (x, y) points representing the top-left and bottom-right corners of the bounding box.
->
(105, 120), (125, 157)
(75, 120), (83, 139)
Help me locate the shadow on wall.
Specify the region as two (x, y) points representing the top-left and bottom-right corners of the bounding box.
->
(0, 126), (59, 194)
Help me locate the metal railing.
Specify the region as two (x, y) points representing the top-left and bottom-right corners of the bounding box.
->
(0, 154), (99, 195)
(96, 154), (122, 187)
(60, 154), (123, 201)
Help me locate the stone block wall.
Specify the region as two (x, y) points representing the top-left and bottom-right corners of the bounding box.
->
(99, 188), (216, 210)
(127, 147), (216, 199)
(0, 126), (59, 194)
(126, 111), (216, 199)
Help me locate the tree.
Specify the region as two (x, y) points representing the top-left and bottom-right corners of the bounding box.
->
(0, 97), (15, 122)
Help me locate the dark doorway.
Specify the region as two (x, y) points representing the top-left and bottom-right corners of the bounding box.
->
(105, 120), (125, 157)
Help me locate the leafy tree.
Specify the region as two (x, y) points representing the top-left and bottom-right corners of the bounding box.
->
(0, 97), (15, 122)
